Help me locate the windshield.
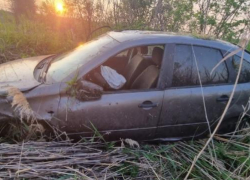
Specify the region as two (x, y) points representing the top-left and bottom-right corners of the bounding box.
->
(46, 34), (118, 83)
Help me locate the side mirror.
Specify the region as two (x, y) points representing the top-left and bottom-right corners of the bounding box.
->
(76, 80), (103, 101)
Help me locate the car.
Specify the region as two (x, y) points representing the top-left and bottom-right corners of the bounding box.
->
(0, 30), (250, 141)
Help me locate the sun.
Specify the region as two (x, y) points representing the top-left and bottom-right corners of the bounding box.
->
(55, 1), (64, 13)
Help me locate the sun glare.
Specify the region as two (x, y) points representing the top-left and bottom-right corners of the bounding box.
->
(55, 1), (64, 13)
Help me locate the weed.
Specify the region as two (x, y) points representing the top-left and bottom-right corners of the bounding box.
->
(65, 71), (79, 98)
(7, 87), (36, 123)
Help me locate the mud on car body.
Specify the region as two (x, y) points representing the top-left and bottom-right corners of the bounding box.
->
(1, 31), (250, 141)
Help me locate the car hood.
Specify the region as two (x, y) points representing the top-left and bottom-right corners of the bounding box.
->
(0, 55), (50, 94)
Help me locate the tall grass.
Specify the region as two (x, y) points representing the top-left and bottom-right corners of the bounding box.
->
(0, 118), (249, 179)
(121, 126), (250, 179)
(0, 11), (76, 63)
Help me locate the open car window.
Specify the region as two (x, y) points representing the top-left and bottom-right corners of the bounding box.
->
(85, 44), (165, 92)
(147, 45), (164, 56)
(115, 49), (129, 58)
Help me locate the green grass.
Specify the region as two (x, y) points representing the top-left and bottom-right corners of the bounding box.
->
(0, 11), (76, 63)
(114, 127), (250, 179)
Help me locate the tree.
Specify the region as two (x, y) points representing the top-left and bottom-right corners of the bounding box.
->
(38, 0), (249, 45)
(150, 0), (193, 32)
(190, 0), (249, 42)
(10, 0), (36, 22)
(65, 0), (94, 37)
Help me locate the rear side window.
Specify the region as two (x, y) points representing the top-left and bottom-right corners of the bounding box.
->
(232, 55), (250, 83)
(193, 46), (228, 85)
(172, 45), (228, 87)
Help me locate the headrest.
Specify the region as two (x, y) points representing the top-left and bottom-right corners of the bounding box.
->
(132, 48), (138, 57)
(152, 47), (163, 66)
(141, 46), (148, 55)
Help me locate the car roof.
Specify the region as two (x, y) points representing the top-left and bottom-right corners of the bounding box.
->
(108, 30), (250, 61)
(108, 30), (236, 47)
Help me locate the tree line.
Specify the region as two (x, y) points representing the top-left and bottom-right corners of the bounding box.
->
(9, 0), (250, 46)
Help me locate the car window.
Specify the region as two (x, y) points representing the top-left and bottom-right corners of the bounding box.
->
(116, 49), (129, 57)
(193, 46), (228, 85)
(86, 44), (165, 91)
(148, 45), (164, 56)
(172, 45), (228, 87)
(172, 45), (195, 87)
(232, 55), (250, 83)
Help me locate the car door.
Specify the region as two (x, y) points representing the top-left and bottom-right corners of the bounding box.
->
(56, 45), (167, 140)
(223, 54), (250, 123)
(156, 44), (241, 139)
(57, 90), (164, 140)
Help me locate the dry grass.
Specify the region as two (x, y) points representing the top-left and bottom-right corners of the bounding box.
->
(6, 87), (45, 141)
(124, 139), (140, 149)
(7, 87), (36, 123)
(0, 121), (250, 179)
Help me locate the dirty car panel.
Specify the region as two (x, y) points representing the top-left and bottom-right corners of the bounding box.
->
(0, 83), (61, 125)
(156, 85), (247, 139)
(56, 83), (164, 140)
(0, 56), (50, 92)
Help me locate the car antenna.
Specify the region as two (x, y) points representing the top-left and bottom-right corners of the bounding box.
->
(86, 26), (112, 41)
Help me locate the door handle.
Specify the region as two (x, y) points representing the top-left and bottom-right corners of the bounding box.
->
(216, 95), (233, 102)
(138, 101), (158, 109)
